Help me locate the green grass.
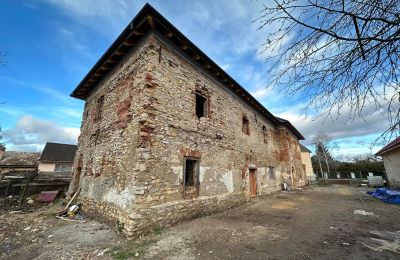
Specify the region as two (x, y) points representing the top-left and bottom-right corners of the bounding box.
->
(153, 226), (164, 235)
(108, 246), (137, 260)
(115, 220), (124, 234)
(107, 238), (158, 260)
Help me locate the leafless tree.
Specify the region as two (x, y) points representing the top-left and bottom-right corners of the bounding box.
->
(313, 134), (337, 177)
(0, 127), (4, 147)
(0, 51), (6, 67)
(257, 0), (400, 144)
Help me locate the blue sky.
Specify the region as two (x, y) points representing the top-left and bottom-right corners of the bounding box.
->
(0, 0), (389, 160)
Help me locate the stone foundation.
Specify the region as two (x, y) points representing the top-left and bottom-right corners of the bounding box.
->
(79, 192), (247, 237)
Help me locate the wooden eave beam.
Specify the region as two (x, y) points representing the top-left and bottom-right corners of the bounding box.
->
(133, 29), (145, 36)
(147, 15), (155, 28)
(94, 71), (104, 77)
(115, 48), (126, 56)
(123, 39), (135, 46)
(192, 53), (201, 60)
(101, 63), (112, 70)
(108, 57), (119, 63)
(164, 31), (173, 38)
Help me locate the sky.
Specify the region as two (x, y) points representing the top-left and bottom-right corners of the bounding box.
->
(0, 0), (391, 160)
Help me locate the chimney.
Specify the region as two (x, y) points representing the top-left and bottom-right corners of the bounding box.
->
(0, 145), (5, 160)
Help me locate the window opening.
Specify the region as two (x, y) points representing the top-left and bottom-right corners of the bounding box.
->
(262, 125), (268, 143)
(269, 166), (275, 180)
(184, 158), (199, 187)
(242, 115), (250, 135)
(195, 93), (207, 118)
(95, 96), (104, 121)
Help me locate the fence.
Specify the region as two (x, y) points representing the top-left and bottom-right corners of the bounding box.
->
(310, 170), (387, 186)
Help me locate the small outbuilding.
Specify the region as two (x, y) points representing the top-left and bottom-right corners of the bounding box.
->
(300, 144), (314, 181)
(38, 142), (77, 173)
(376, 137), (400, 188)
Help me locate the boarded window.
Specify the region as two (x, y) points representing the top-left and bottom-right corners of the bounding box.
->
(262, 125), (268, 143)
(195, 92), (208, 118)
(268, 166), (275, 180)
(184, 158), (199, 187)
(95, 96), (104, 121)
(242, 116), (250, 135)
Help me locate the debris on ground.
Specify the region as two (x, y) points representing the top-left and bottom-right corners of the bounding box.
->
(35, 190), (60, 203)
(367, 188), (400, 204)
(54, 189), (86, 222)
(359, 231), (400, 255)
(1, 186), (400, 259)
(354, 209), (374, 216)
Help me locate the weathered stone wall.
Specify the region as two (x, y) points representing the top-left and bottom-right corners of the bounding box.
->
(141, 34), (305, 201)
(70, 33), (305, 236)
(69, 35), (160, 227)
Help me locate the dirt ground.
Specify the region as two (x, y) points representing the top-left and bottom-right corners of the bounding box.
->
(1, 185), (399, 259)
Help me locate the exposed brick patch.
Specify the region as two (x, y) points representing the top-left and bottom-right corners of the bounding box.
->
(179, 148), (201, 158)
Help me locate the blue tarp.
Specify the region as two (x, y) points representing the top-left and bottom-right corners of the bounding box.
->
(367, 188), (400, 204)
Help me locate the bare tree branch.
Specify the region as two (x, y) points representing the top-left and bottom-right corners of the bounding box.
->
(257, 0), (400, 145)
(0, 51), (7, 67)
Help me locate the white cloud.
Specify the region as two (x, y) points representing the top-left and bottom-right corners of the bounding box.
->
(0, 76), (76, 106)
(277, 100), (390, 147)
(251, 87), (272, 100)
(3, 115), (80, 152)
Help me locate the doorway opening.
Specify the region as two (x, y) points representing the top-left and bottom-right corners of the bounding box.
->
(249, 169), (257, 198)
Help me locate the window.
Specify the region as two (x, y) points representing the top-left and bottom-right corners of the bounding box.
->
(268, 166), (275, 180)
(262, 125), (268, 143)
(184, 158), (199, 187)
(242, 115), (250, 135)
(95, 96), (104, 121)
(54, 164), (72, 172)
(195, 92), (208, 118)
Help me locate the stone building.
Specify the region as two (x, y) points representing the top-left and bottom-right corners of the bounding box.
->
(69, 4), (306, 236)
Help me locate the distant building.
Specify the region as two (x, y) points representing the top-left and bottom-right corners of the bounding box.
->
(0, 145), (40, 176)
(38, 142), (77, 173)
(376, 137), (400, 188)
(300, 144), (314, 180)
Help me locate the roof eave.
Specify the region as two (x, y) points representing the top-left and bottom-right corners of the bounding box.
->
(375, 145), (400, 156)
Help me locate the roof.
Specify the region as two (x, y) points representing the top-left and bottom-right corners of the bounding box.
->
(39, 142), (77, 163)
(375, 137), (400, 156)
(0, 151), (40, 166)
(300, 144), (311, 153)
(70, 3), (304, 140)
(275, 117), (305, 140)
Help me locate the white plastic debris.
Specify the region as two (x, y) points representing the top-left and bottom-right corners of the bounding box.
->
(354, 210), (374, 216)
